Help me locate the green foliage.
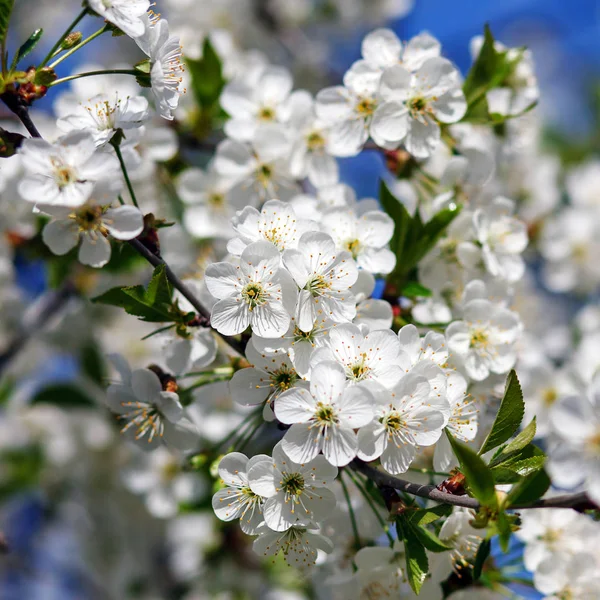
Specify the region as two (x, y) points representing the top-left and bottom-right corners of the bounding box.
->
(472, 538), (491, 580)
(11, 29), (43, 69)
(396, 505), (454, 594)
(396, 516), (429, 595)
(186, 38), (225, 119)
(0, 445), (44, 501)
(0, 0), (15, 43)
(380, 181), (462, 287)
(462, 24), (536, 125)
(506, 468), (551, 507)
(479, 370), (524, 455)
(406, 504), (453, 526)
(401, 282), (432, 298)
(447, 432), (497, 507)
(92, 264), (176, 322)
(31, 383), (95, 408)
(80, 342), (106, 386)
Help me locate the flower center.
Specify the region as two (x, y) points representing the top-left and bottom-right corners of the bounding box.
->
(118, 402), (164, 443)
(440, 238), (458, 261)
(53, 163), (78, 188)
(256, 163), (273, 186)
(258, 106), (276, 121)
(306, 131), (325, 150)
(356, 97), (376, 116)
(208, 192), (225, 208)
(293, 326), (314, 342)
(314, 402), (338, 425)
(469, 328), (489, 349)
(241, 282), (267, 311)
(91, 99), (118, 130)
(542, 387), (558, 406)
(281, 472), (305, 497)
(410, 96), (428, 113)
(270, 366), (298, 392)
(384, 412), (404, 432)
(306, 274), (331, 297)
(73, 205), (104, 231)
(349, 356), (370, 380)
(344, 238), (361, 259)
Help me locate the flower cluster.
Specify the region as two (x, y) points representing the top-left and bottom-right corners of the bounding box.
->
(2, 2), (600, 599)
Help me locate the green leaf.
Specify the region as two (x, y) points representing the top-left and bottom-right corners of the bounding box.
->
(379, 180), (412, 260)
(447, 432), (497, 507)
(80, 342), (106, 386)
(473, 538), (491, 580)
(31, 383), (95, 408)
(186, 38), (225, 109)
(401, 282), (432, 298)
(479, 370), (524, 455)
(462, 25), (530, 125)
(411, 524), (451, 553)
(495, 509), (512, 553)
(92, 264), (175, 322)
(463, 25), (500, 105)
(490, 467), (523, 485)
(0, 0), (15, 43)
(506, 468), (551, 507)
(489, 418), (536, 467)
(491, 441), (545, 472)
(397, 517), (429, 595)
(406, 504), (453, 526)
(379, 181), (462, 285)
(11, 28), (43, 68)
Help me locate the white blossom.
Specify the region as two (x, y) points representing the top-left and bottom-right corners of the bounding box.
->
(205, 240), (297, 337)
(247, 441), (338, 531)
(275, 361), (374, 466)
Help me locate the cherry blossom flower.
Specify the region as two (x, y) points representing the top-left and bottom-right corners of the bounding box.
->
(212, 452), (267, 534)
(87, 0), (149, 39)
(275, 361), (374, 466)
(247, 442), (338, 531)
(205, 240), (297, 337)
(282, 232), (358, 331)
(41, 200), (143, 268)
(106, 360), (198, 451)
(321, 206), (396, 274)
(357, 373), (450, 474)
(253, 523), (333, 568)
(135, 17), (185, 120)
(229, 342), (304, 420)
(18, 131), (121, 207)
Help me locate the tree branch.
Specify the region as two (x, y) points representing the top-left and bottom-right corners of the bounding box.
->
(0, 93), (42, 138)
(128, 239), (245, 356)
(0, 281), (76, 378)
(352, 459), (596, 513)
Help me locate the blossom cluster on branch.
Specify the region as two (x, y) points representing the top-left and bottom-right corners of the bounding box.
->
(0, 1), (600, 599)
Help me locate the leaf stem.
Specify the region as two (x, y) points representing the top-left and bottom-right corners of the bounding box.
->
(114, 144), (139, 208)
(340, 472), (361, 551)
(48, 26), (108, 69)
(48, 69), (138, 87)
(38, 7), (88, 69)
(346, 469), (395, 547)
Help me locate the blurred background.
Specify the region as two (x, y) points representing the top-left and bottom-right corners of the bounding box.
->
(1, 1), (600, 599)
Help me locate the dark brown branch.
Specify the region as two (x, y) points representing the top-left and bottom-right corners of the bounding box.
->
(0, 93), (42, 138)
(0, 281), (76, 378)
(128, 238), (245, 356)
(352, 459), (596, 513)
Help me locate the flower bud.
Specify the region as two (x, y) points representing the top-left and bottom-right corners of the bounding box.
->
(61, 31), (82, 50)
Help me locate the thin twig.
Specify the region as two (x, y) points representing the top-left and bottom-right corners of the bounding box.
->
(0, 93), (42, 137)
(0, 281), (76, 378)
(352, 459), (596, 512)
(128, 238), (245, 355)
